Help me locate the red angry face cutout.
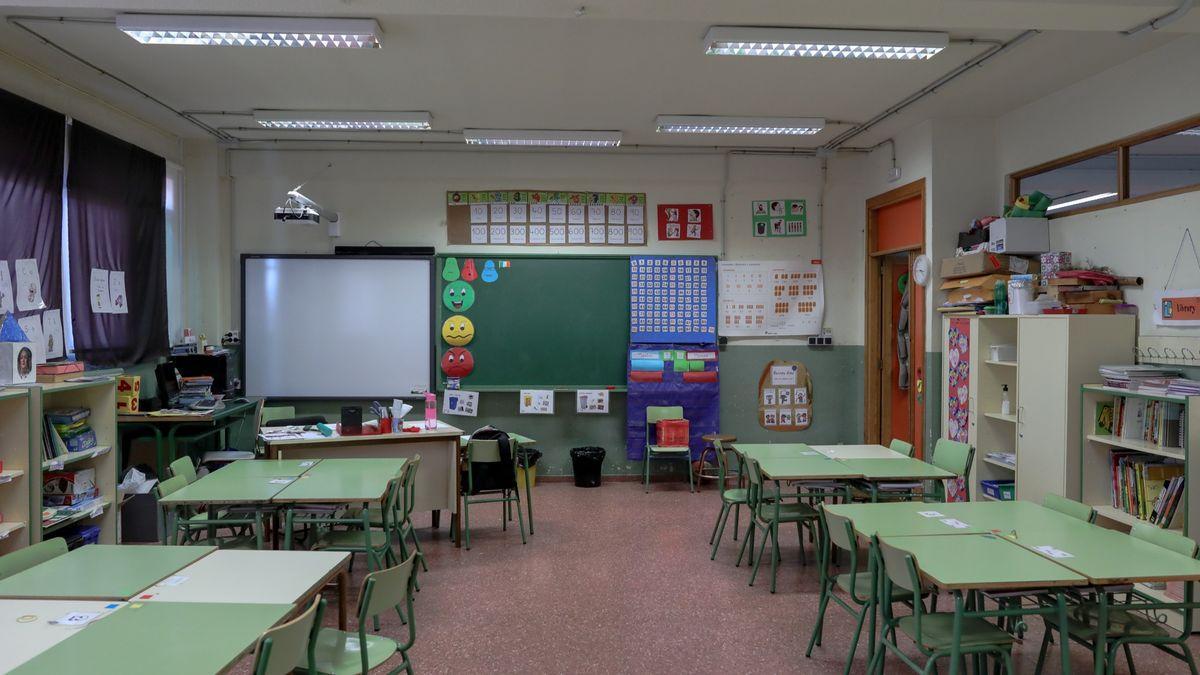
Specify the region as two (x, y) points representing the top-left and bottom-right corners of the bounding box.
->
(440, 347), (475, 377)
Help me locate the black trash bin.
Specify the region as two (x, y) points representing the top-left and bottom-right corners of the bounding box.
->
(570, 446), (606, 488)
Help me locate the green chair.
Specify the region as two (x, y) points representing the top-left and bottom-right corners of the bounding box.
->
(261, 405), (297, 426)
(643, 406), (693, 493)
(806, 508), (929, 675)
(1043, 493), (1097, 523)
(707, 439), (748, 560)
(870, 537), (1016, 674)
(737, 457), (820, 593)
(0, 537), (67, 580)
(397, 455), (428, 572)
(1034, 521), (1199, 675)
(456, 439), (526, 550)
(251, 596), (324, 675)
(926, 438), (975, 502)
(304, 552), (419, 675)
(169, 456), (198, 484)
(289, 477), (400, 573)
(157, 474), (265, 548)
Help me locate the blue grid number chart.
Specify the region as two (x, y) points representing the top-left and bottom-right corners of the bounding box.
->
(629, 255), (716, 344)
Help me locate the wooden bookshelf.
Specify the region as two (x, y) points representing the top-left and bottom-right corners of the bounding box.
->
(0, 388), (32, 556)
(22, 379), (118, 545)
(1080, 383), (1198, 630)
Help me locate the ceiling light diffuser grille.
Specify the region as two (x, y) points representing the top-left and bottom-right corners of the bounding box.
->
(252, 111), (431, 130)
(704, 27), (947, 60)
(463, 129), (623, 147)
(117, 15), (382, 48)
(656, 116), (825, 136)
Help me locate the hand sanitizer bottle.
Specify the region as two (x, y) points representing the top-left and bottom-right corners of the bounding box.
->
(1001, 385), (1011, 416)
(424, 392), (437, 430)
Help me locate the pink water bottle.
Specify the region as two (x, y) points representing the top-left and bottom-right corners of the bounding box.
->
(424, 392), (437, 430)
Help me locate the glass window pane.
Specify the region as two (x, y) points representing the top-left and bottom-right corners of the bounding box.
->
(1129, 125), (1200, 198)
(1019, 151), (1119, 214)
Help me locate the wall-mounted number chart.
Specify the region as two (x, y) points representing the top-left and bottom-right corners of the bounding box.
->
(446, 190), (647, 246)
(629, 255), (717, 344)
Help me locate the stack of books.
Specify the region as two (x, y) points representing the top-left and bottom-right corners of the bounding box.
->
(36, 361), (85, 383)
(1111, 396), (1184, 448)
(178, 375), (213, 407)
(43, 408), (97, 460)
(985, 451), (1016, 468)
(1098, 365), (1181, 390)
(1109, 451), (1186, 528)
(1167, 378), (1200, 397)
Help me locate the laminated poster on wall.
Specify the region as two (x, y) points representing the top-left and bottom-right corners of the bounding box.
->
(42, 309), (64, 360)
(442, 390), (479, 417)
(576, 389), (610, 414)
(718, 259), (824, 337)
(758, 360), (812, 431)
(17, 314), (45, 365)
(14, 258), (44, 311)
(519, 389), (554, 415)
(109, 271), (128, 314)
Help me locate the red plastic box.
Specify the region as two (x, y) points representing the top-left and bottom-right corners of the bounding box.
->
(656, 418), (689, 447)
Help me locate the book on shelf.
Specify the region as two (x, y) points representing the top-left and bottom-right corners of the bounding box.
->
(1108, 450), (1185, 528)
(42, 409), (96, 461)
(1111, 396), (1184, 449)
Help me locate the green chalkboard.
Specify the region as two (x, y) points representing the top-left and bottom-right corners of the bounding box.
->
(436, 255), (629, 390)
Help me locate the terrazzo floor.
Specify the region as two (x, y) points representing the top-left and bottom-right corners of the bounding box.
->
(233, 480), (1199, 673)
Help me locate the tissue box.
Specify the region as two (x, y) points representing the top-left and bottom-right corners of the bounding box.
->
(43, 468), (98, 506)
(0, 341), (36, 385)
(987, 218), (1049, 254)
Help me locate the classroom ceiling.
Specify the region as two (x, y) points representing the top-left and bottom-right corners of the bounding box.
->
(0, 1), (1193, 149)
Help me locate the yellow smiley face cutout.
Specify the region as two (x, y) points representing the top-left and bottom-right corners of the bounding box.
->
(441, 315), (475, 346)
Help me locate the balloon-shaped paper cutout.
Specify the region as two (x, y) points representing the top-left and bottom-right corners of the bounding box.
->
(461, 259), (478, 282)
(442, 257), (461, 282)
(481, 260), (499, 283)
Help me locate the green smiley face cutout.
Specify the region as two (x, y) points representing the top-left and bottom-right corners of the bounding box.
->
(443, 280), (476, 312)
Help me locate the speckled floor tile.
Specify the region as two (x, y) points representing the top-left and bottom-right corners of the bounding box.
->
(228, 481), (1199, 674)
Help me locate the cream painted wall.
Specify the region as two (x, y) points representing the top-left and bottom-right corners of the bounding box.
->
(996, 35), (1200, 335)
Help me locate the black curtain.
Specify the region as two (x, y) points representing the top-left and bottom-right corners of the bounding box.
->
(0, 87), (64, 327)
(67, 121), (167, 365)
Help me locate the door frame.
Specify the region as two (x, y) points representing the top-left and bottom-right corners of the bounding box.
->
(864, 178), (926, 447)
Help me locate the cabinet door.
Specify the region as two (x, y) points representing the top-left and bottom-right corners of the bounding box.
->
(1016, 319), (1069, 502)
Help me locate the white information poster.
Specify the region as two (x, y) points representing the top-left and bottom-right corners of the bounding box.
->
(14, 258), (43, 311)
(89, 268), (112, 314)
(17, 314), (45, 365)
(718, 260), (825, 336)
(42, 309), (64, 360)
(470, 204), (488, 223)
(470, 225), (488, 244)
(519, 389), (554, 414)
(442, 390), (479, 417)
(576, 389), (609, 414)
(109, 271), (129, 314)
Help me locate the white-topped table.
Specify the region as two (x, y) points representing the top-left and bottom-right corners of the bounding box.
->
(0, 599), (123, 672)
(810, 444), (907, 460)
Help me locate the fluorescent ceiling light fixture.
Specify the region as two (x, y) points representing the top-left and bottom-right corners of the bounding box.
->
(656, 115), (825, 135)
(253, 110), (431, 130)
(1176, 128), (1200, 136)
(463, 129), (622, 147)
(116, 14), (382, 48)
(1046, 192), (1118, 212)
(704, 26), (947, 60)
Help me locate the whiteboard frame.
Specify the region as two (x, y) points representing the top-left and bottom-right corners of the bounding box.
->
(240, 253), (436, 400)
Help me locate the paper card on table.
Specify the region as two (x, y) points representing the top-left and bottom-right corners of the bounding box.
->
(608, 225), (626, 245)
(528, 224), (548, 244)
(489, 203), (508, 223)
(549, 225), (567, 244)
(917, 511), (945, 518)
(41, 309), (64, 359)
(509, 225), (528, 245)
(519, 389), (554, 414)
(568, 224), (586, 244)
(51, 612), (101, 627)
(608, 204), (625, 225)
(509, 203), (528, 223)
(108, 271), (128, 314)
(89, 268), (112, 313)
(299, 460), (316, 467)
(268, 477), (295, 484)
(443, 390), (478, 417)
(0, 261), (12, 314)
(529, 203), (547, 223)
(588, 225), (607, 244)
(17, 315), (45, 365)
(489, 225), (509, 244)
(159, 575), (189, 586)
(1033, 545), (1074, 559)
(568, 204), (585, 224)
(470, 204), (488, 223)
(627, 204), (644, 225)
(939, 518), (970, 529)
(14, 258), (44, 311)
(628, 225), (645, 245)
(549, 204), (567, 224)
(470, 224), (488, 244)
(576, 389), (610, 414)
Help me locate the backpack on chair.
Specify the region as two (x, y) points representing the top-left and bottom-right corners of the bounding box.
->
(463, 425), (517, 494)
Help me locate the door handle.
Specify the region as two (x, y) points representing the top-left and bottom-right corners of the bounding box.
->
(1017, 405), (1025, 438)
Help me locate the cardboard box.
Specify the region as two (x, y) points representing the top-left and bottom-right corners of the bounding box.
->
(43, 468), (97, 506)
(987, 217), (1049, 254)
(1059, 289), (1123, 304)
(117, 375), (141, 413)
(939, 274), (1011, 305)
(941, 251), (1040, 280)
(0, 341), (36, 385)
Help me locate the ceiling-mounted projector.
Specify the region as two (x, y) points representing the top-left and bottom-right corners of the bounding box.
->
(273, 188), (341, 237)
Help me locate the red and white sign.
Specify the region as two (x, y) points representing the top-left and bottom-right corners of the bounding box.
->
(657, 203), (714, 241)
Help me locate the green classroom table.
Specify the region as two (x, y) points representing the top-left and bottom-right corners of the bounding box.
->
(118, 398), (259, 476)
(272, 457), (406, 503)
(824, 501), (999, 537)
(215, 457), (322, 477)
(811, 444), (906, 460)
(754, 455), (862, 481)
(732, 442), (822, 460)
(0, 545), (215, 600)
(157, 473), (299, 507)
(10, 601), (292, 675)
(878, 533), (1085, 675)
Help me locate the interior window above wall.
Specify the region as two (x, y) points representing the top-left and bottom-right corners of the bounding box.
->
(1129, 124), (1200, 198)
(165, 162), (184, 345)
(1021, 151), (1120, 214)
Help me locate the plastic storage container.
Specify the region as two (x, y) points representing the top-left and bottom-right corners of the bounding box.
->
(570, 447), (605, 488)
(980, 479), (1016, 501)
(655, 419), (690, 447)
(515, 448), (543, 490)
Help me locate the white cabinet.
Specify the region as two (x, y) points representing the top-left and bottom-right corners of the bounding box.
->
(941, 315), (1134, 503)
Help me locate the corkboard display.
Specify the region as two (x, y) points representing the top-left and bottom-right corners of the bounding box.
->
(757, 360), (813, 431)
(446, 190), (648, 246)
